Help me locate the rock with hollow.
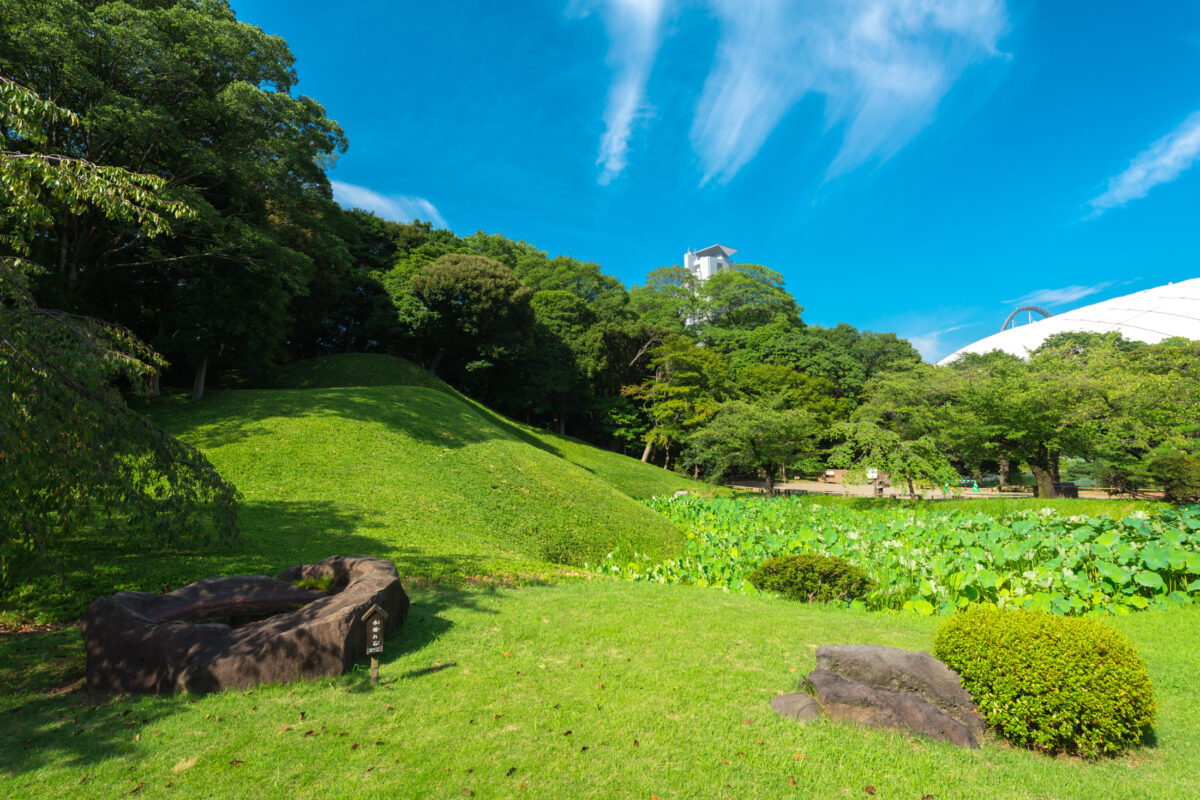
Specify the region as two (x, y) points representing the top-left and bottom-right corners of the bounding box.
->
(82, 555), (408, 694)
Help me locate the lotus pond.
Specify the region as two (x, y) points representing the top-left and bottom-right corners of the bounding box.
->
(591, 497), (1200, 615)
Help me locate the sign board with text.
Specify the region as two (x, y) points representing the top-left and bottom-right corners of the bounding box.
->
(362, 604), (389, 655)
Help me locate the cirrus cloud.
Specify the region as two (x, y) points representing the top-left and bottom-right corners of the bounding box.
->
(1087, 111), (1200, 215)
(330, 180), (448, 228)
(579, 0), (1008, 185)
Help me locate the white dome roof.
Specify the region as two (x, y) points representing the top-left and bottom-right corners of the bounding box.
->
(939, 278), (1200, 365)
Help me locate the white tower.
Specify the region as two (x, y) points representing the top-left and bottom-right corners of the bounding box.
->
(683, 244), (737, 280)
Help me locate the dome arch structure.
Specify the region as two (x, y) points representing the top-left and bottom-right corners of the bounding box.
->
(939, 278), (1200, 365)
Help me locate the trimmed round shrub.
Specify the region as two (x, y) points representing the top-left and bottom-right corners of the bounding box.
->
(747, 553), (874, 603)
(934, 607), (1155, 757)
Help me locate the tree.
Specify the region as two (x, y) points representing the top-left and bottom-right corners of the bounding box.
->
(828, 422), (957, 497)
(1, 76), (238, 587)
(682, 401), (817, 494)
(1, 0), (348, 397)
(628, 266), (701, 334)
(409, 253), (534, 399)
(699, 264), (802, 331)
(621, 338), (731, 467)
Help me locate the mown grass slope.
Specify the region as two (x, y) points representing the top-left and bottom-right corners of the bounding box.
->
(3, 355), (714, 625)
(152, 384), (682, 572)
(273, 354), (714, 500)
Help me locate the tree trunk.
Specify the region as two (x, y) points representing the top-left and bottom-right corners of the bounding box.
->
(764, 469), (776, 497)
(429, 346), (445, 376)
(191, 354), (208, 401)
(640, 441), (652, 463)
(693, 465), (699, 480)
(663, 443), (671, 471)
(906, 476), (916, 498)
(999, 456), (1013, 487)
(1029, 444), (1058, 498)
(149, 370), (161, 398)
(781, 465), (788, 481)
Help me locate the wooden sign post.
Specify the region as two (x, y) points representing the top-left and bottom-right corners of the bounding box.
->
(362, 603), (390, 687)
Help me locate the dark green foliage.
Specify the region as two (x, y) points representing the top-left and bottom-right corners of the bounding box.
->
(1, 77), (239, 590)
(746, 553), (874, 603)
(934, 607), (1155, 757)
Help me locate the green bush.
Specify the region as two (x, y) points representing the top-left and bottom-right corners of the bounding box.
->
(934, 607), (1155, 757)
(746, 553), (874, 603)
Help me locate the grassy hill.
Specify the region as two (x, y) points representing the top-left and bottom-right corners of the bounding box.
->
(4, 354), (716, 624)
(162, 355), (715, 573)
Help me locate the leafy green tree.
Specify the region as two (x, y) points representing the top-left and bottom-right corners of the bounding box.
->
(699, 264), (802, 331)
(628, 266), (701, 334)
(621, 338), (731, 467)
(1, 0), (348, 396)
(828, 421), (957, 497)
(409, 253), (534, 399)
(682, 401), (817, 494)
(1, 76), (237, 587)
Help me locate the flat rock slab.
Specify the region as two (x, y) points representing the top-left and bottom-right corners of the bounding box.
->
(83, 555), (409, 694)
(814, 644), (981, 735)
(794, 644), (983, 748)
(771, 692), (822, 723)
(807, 669), (979, 748)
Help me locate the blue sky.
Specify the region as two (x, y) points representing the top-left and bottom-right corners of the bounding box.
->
(231, 0), (1200, 361)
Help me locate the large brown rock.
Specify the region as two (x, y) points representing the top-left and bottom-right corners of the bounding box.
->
(796, 644), (983, 748)
(814, 644), (982, 734)
(806, 669), (979, 748)
(82, 555), (408, 694)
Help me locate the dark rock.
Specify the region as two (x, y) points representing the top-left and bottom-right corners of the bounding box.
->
(83, 555), (408, 694)
(807, 669), (978, 748)
(813, 644), (982, 735)
(771, 692), (822, 723)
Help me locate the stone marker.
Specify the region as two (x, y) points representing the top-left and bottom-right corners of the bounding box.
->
(362, 603), (389, 686)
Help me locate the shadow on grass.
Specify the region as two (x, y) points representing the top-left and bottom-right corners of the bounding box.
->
(0, 625), (192, 777)
(2, 500), (395, 626)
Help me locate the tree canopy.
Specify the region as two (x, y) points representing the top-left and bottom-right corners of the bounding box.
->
(1, 76), (238, 588)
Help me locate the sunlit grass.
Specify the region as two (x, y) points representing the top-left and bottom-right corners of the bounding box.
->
(3, 582), (1198, 799)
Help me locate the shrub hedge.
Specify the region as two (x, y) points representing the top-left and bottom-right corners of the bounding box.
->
(934, 607), (1155, 757)
(746, 553), (874, 603)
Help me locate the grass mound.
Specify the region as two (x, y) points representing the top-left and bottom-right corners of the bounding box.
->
(270, 353), (450, 391)
(273, 354), (711, 500)
(5, 354), (716, 624)
(151, 383), (688, 574)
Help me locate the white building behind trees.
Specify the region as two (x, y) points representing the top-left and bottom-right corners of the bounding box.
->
(684, 244), (737, 280)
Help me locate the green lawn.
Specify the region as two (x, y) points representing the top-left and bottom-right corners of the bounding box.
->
(4, 581), (1198, 799)
(5, 354), (1198, 798)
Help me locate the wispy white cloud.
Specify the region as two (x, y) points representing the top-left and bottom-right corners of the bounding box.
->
(330, 180), (448, 228)
(693, 0), (1007, 183)
(580, 0), (1006, 185)
(573, 0), (670, 185)
(907, 322), (977, 361)
(1087, 111), (1200, 214)
(1002, 282), (1117, 308)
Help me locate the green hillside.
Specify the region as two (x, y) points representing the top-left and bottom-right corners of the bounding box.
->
(151, 355), (710, 578)
(270, 353), (715, 500)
